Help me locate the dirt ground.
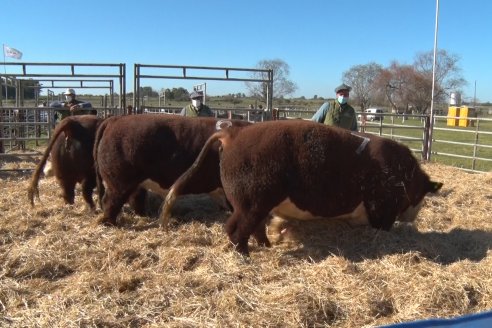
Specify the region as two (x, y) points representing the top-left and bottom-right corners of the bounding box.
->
(0, 160), (491, 327)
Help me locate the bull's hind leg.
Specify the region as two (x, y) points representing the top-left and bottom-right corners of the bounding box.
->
(81, 176), (96, 210)
(99, 187), (133, 226)
(225, 209), (270, 256)
(225, 212), (251, 256)
(252, 216), (271, 248)
(127, 187), (148, 217)
(59, 179), (76, 205)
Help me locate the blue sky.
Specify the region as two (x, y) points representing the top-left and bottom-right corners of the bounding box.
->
(2, 0), (491, 102)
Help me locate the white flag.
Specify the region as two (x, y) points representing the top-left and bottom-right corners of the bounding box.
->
(3, 45), (23, 59)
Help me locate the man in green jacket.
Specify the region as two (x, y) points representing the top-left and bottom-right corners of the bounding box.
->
(180, 91), (214, 117)
(311, 83), (357, 131)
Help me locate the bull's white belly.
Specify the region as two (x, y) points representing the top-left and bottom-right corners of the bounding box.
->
(271, 198), (369, 227)
(140, 179), (168, 197)
(141, 179), (229, 210)
(271, 197), (424, 226)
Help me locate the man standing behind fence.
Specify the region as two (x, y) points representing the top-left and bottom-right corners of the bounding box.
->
(49, 88), (94, 125)
(180, 90), (214, 117)
(311, 83), (357, 131)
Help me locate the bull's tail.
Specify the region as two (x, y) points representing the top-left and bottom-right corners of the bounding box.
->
(93, 117), (111, 210)
(27, 117), (77, 206)
(159, 130), (227, 229)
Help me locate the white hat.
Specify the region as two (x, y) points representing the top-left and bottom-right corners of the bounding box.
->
(64, 88), (76, 95)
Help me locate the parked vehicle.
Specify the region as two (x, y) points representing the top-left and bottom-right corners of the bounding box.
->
(358, 108), (384, 121)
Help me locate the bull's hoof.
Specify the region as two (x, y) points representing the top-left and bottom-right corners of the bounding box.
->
(96, 216), (117, 227)
(85, 204), (96, 213)
(256, 239), (271, 248)
(234, 244), (250, 257)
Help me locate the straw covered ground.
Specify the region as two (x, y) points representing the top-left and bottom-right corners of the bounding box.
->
(1, 156), (491, 327)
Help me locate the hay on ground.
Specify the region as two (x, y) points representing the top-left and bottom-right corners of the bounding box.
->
(0, 161), (491, 327)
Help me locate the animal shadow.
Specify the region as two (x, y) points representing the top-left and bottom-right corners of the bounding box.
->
(279, 221), (492, 265)
(0, 153), (40, 179)
(120, 193), (229, 231)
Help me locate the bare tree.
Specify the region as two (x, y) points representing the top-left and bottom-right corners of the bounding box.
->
(374, 50), (466, 114)
(374, 62), (418, 114)
(342, 62), (383, 110)
(245, 59), (297, 102)
(413, 49), (466, 108)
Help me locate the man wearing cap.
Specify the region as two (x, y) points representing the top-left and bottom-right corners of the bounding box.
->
(49, 89), (94, 125)
(180, 91), (214, 117)
(311, 83), (357, 131)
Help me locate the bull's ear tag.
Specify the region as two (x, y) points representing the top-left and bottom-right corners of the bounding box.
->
(216, 120), (233, 130)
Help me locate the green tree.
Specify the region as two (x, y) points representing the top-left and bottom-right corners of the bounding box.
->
(139, 86), (158, 97)
(172, 87), (189, 101)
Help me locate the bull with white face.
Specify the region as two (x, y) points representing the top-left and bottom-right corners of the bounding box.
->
(162, 120), (443, 256)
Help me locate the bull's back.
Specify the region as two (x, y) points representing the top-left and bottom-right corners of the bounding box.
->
(218, 121), (369, 215)
(97, 115), (215, 170)
(221, 121), (368, 187)
(97, 115), (248, 192)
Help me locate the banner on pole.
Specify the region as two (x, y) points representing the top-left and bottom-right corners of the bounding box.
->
(3, 45), (23, 59)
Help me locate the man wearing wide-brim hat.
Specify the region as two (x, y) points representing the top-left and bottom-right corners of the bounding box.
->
(311, 83), (357, 131)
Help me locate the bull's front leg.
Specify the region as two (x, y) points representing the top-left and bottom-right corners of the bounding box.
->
(366, 198), (399, 231)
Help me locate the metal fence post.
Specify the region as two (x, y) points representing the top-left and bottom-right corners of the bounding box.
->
(422, 115), (430, 161)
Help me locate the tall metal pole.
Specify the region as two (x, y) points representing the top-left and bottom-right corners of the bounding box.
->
(473, 80), (476, 108)
(427, 0), (440, 161)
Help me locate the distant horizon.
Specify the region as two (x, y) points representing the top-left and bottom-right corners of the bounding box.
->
(25, 90), (489, 108)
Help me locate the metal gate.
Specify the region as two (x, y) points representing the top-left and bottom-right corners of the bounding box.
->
(133, 64), (273, 118)
(0, 62), (126, 171)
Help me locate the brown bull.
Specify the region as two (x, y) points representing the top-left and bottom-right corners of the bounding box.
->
(161, 120), (443, 256)
(28, 115), (104, 209)
(93, 114), (251, 225)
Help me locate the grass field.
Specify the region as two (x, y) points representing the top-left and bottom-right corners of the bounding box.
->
(359, 114), (492, 172)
